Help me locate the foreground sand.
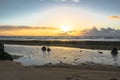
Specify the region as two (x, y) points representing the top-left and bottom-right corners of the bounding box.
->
(0, 61), (120, 80)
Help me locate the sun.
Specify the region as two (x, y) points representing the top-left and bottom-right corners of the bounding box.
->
(61, 25), (71, 32)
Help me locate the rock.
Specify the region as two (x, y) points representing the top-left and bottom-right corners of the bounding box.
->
(0, 52), (13, 61)
(98, 51), (103, 54)
(0, 43), (13, 61)
(41, 46), (47, 51)
(80, 50), (82, 52)
(111, 48), (118, 56)
(0, 43), (4, 52)
(47, 47), (51, 52)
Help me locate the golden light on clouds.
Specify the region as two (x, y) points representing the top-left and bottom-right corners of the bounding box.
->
(109, 16), (120, 20)
(0, 26), (61, 36)
(0, 25), (80, 36)
(0, 6), (120, 36)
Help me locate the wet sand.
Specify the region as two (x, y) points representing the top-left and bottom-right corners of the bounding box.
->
(0, 61), (120, 80)
(4, 44), (120, 66)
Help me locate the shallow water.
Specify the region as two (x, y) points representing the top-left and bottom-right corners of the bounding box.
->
(5, 44), (120, 66)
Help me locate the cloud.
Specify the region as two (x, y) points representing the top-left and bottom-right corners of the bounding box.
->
(57, 30), (76, 36)
(57, 32), (69, 35)
(72, 0), (80, 2)
(0, 26), (59, 31)
(81, 27), (120, 36)
(54, 0), (80, 3)
(109, 16), (120, 20)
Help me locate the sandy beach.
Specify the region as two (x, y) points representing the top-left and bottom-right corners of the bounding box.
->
(0, 60), (120, 80)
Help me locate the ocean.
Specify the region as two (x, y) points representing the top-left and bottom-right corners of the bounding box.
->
(0, 36), (120, 41)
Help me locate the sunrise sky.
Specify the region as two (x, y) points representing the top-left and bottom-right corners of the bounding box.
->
(0, 0), (120, 36)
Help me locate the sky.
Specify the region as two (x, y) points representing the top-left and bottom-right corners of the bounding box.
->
(0, 0), (120, 36)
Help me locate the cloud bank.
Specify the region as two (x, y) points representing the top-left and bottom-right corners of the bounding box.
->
(81, 27), (120, 36)
(0, 26), (120, 36)
(0, 26), (59, 31)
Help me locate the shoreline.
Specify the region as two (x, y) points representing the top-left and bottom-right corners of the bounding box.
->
(1, 40), (120, 50)
(30, 62), (120, 71)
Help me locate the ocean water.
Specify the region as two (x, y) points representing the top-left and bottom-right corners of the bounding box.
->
(5, 44), (120, 66)
(1, 36), (120, 41)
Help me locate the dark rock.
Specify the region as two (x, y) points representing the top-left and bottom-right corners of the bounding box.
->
(0, 43), (4, 52)
(74, 59), (77, 61)
(80, 50), (82, 52)
(111, 48), (118, 56)
(0, 52), (13, 61)
(98, 51), (103, 54)
(47, 47), (51, 52)
(41, 46), (47, 51)
(0, 43), (13, 61)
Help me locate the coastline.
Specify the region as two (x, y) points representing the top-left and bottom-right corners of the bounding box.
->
(1, 40), (120, 50)
(1, 41), (120, 80)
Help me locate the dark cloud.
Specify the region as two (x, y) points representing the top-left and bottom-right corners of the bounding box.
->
(81, 27), (120, 36)
(0, 26), (59, 31)
(57, 30), (76, 36)
(58, 32), (69, 36)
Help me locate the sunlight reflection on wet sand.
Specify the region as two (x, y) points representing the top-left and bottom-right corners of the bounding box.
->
(5, 44), (120, 66)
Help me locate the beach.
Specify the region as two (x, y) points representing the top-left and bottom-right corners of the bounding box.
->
(0, 41), (120, 80)
(1, 0), (120, 79)
(0, 61), (120, 80)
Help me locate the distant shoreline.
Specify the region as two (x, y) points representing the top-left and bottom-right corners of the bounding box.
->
(1, 40), (120, 50)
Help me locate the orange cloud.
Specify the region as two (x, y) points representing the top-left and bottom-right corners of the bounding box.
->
(0, 26), (59, 31)
(0, 26), (60, 36)
(109, 16), (120, 19)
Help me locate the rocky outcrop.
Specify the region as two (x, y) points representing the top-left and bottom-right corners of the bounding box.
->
(0, 43), (13, 61)
(111, 48), (118, 56)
